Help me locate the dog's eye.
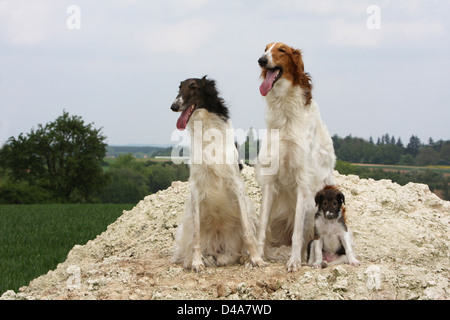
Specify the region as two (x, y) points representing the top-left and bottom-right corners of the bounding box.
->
(333, 200), (338, 206)
(322, 200), (327, 206)
(278, 48), (286, 53)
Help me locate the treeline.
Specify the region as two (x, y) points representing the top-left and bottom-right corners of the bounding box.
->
(106, 146), (165, 158)
(100, 154), (189, 203)
(0, 154), (189, 204)
(333, 134), (450, 166)
(335, 160), (449, 200)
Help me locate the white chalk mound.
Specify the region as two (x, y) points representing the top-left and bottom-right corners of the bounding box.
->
(2, 167), (449, 300)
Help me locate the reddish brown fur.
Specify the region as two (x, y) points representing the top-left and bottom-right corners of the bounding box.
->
(261, 42), (313, 105)
(341, 206), (347, 224)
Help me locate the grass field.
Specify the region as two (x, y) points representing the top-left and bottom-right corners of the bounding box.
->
(0, 203), (134, 295)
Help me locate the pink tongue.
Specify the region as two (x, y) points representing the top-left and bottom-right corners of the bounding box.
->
(176, 107), (192, 131)
(259, 69), (279, 96)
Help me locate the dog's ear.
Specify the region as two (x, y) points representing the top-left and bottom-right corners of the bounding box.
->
(291, 48), (304, 72)
(315, 191), (324, 207)
(337, 192), (345, 205)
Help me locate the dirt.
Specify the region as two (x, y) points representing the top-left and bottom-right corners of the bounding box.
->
(1, 166), (449, 300)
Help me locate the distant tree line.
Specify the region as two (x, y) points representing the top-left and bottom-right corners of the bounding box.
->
(335, 160), (449, 201)
(106, 146), (165, 158)
(332, 134), (450, 166)
(100, 154), (189, 204)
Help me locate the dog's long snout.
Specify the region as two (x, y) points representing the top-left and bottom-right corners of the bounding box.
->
(258, 56), (268, 67)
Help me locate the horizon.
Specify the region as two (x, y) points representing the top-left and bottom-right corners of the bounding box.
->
(105, 131), (449, 150)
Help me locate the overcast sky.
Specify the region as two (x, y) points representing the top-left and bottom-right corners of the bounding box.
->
(0, 0), (449, 147)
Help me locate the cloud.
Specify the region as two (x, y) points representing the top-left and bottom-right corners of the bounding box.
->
(328, 16), (445, 48)
(328, 19), (382, 48)
(142, 18), (217, 55)
(0, 0), (62, 46)
(388, 19), (445, 42)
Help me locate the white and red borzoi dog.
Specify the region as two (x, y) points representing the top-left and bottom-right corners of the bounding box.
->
(170, 76), (264, 272)
(256, 42), (336, 272)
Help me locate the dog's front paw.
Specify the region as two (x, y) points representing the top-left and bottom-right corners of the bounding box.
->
(248, 256), (267, 268)
(191, 261), (205, 273)
(311, 262), (322, 269)
(286, 257), (302, 272)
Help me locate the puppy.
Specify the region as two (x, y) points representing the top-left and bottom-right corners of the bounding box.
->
(308, 186), (360, 268)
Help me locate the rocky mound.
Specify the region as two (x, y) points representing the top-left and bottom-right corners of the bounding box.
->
(2, 167), (449, 300)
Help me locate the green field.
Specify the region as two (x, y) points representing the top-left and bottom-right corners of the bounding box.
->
(0, 203), (134, 295)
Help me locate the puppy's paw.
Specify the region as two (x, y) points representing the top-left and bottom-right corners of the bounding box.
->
(311, 262), (322, 269)
(349, 258), (360, 267)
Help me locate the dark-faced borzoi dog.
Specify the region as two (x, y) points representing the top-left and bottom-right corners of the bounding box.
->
(308, 186), (360, 268)
(256, 42), (336, 272)
(170, 76), (264, 272)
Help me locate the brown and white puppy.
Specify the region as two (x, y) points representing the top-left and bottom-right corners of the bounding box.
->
(308, 186), (360, 268)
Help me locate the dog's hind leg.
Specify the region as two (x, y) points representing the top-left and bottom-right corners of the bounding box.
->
(190, 185), (205, 272)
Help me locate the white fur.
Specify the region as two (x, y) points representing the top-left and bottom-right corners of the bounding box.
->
(264, 42), (277, 68)
(172, 109), (264, 272)
(256, 79), (336, 272)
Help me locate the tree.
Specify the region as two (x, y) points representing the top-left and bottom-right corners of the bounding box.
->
(440, 142), (450, 164)
(406, 135), (421, 157)
(398, 154), (415, 166)
(416, 147), (439, 166)
(0, 111), (108, 203)
(396, 137), (404, 149)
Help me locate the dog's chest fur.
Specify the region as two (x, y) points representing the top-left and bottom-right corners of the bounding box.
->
(315, 214), (346, 254)
(261, 85), (325, 189)
(187, 109), (240, 203)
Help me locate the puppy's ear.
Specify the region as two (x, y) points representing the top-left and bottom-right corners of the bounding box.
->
(315, 191), (324, 207)
(337, 192), (345, 205)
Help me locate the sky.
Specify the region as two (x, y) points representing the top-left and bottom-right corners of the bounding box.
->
(0, 0), (449, 147)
